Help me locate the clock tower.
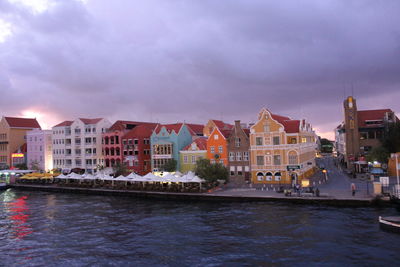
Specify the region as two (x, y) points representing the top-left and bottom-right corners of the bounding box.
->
(343, 96), (360, 167)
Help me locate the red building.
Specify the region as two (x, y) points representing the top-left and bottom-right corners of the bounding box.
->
(102, 121), (157, 170)
(121, 124), (158, 175)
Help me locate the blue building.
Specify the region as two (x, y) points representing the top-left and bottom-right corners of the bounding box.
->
(150, 123), (203, 171)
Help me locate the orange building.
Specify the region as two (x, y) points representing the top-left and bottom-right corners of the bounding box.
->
(207, 127), (232, 166)
(388, 153), (400, 177)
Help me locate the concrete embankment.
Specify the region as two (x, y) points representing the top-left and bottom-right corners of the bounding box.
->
(8, 184), (390, 208)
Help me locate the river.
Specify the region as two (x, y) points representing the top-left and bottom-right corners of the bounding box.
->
(0, 189), (399, 266)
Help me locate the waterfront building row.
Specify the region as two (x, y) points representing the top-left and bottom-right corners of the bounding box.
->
(1, 108), (318, 185)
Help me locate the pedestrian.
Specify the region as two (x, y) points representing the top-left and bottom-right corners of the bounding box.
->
(315, 188), (320, 197)
(351, 183), (356, 196)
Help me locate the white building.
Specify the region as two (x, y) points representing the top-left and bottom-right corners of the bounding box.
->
(52, 118), (111, 173)
(27, 129), (53, 171)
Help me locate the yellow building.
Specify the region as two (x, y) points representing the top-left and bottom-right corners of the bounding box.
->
(250, 108), (317, 185)
(179, 137), (207, 173)
(0, 116), (41, 168)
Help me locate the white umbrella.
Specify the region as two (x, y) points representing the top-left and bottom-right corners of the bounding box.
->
(67, 172), (82, 179)
(174, 171), (183, 177)
(82, 173), (95, 180)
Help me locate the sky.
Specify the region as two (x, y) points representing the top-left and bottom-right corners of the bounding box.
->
(0, 0), (399, 139)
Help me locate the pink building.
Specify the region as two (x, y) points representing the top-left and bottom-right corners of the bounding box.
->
(27, 129), (53, 171)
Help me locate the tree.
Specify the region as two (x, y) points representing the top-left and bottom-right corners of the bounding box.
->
(382, 122), (400, 153)
(194, 158), (229, 184)
(161, 159), (177, 172)
(366, 147), (390, 164)
(320, 138), (333, 153)
(112, 162), (129, 177)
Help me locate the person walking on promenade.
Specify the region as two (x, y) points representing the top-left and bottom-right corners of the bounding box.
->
(351, 183), (356, 196)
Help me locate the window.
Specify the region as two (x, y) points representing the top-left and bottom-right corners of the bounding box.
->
(210, 146), (215, 153)
(75, 159), (81, 166)
(230, 166), (235, 176)
(288, 152), (298, 165)
(93, 137), (97, 144)
(243, 152), (249, 161)
(235, 138), (241, 147)
(229, 152), (235, 161)
(273, 155), (281, 165)
(236, 152), (242, 161)
(257, 172), (264, 181)
(266, 172), (273, 181)
(218, 146), (223, 153)
(360, 132), (368, 140)
(191, 156), (196, 163)
(93, 148), (97, 155)
(214, 134), (219, 140)
(290, 138), (297, 144)
(273, 136), (280, 145)
(257, 156), (264, 166)
(75, 149), (81, 155)
(237, 166), (243, 176)
(211, 159), (216, 164)
(265, 155), (272, 165)
(184, 155), (188, 163)
(275, 172), (282, 181)
(256, 137), (263, 146)
(301, 137), (307, 143)
(263, 123), (270, 132)
(134, 139), (138, 145)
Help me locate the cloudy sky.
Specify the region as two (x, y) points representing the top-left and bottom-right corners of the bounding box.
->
(1, 0), (399, 138)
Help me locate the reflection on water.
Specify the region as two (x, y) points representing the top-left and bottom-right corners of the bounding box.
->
(3, 193), (33, 240)
(0, 189), (400, 266)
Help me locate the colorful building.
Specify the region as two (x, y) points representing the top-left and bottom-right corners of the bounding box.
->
(27, 129), (53, 171)
(207, 126), (232, 166)
(388, 153), (400, 177)
(0, 116), (41, 169)
(121, 124), (158, 175)
(227, 120), (251, 184)
(52, 118), (111, 173)
(250, 108), (317, 185)
(102, 120), (157, 169)
(151, 123), (203, 171)
(179, 137), (207, 173)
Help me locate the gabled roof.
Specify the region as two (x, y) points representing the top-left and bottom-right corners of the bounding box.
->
(271, 114), (291, 124)
(182, 137), (208, 151)
(357, 109), (393, 128)
(186, 123), (204, 136)
(212, 120), (234, 130)
(4, 117), (41, 129)
(122, 124), (158, 139)
(210, 126), (232, 139)
(53, 120), (73, 127)
(154, 123), (183, 135)
(243, 128), (250, 137)
(79, 118), (103, 125)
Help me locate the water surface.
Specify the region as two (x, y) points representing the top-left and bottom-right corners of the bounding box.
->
(0, 189), (399, 266)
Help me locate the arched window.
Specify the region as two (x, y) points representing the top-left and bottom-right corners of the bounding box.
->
(288, 151), (298, 165)
(266, 172), (273, 181)
(275, 172), (282, 181)
(256, 172), (264, 181)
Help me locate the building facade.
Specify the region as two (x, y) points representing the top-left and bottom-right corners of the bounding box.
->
(206, 127), (231, 166)
(179, 137), (207, 173)
(0, 117), (41, 169)
(121, 124), (158, 175)
(102, 120), (157, 170)
(227, 120), (251, 184)
(336, 96), (399, 167)
(27, 129), (53, 171)
(151, 123), (203, 171)
(52, 118), (111, 173)
(203, 119), (233, 137)
(250, 108), (317, 185)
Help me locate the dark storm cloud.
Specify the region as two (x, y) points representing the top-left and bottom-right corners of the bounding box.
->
(0, 0), (399, 136)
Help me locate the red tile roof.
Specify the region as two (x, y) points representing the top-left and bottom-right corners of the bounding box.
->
(219, 129), (233, 138)
(182, 137), (208, 151)
(53, 120), (73, 127)
(243, 128), (250, 137)
(212, 120), (233, 130)
(271, 114), (291, 124)
(357, 109), (393, 128)
(122, 124), (158, 139)
(79, 118), (103, 125)
(109, 120), (158, 132)
(281, 120), (300, 133)
(4, 117), (41, 129)
(186, 123), (204, 135)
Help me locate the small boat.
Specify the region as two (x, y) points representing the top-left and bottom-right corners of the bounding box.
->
(379, 216), (400, 234)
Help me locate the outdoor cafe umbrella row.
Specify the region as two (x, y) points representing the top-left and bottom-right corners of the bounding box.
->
(18, 171), (207, 192)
